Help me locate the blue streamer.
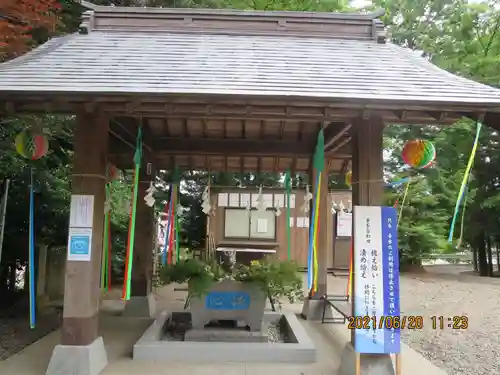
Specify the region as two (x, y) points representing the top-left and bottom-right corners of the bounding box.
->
(307, 173), (320, 291)
(384, 177), (410, 187)
(28, 169), (36, 329)
(161, 186), (173, 265)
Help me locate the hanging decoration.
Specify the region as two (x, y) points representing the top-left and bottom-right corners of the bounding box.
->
(0, 179), (10, 266)
(122, 126), (143, 301)
(28, 169), (36, 329)
(457, 176), (471, 249)
(101, 183), (112, 293)
(201, 186), (212, 215)
(172, 166), (181, 262)
(331, 199), (351, 215)
(448, 122), (481, 243)
(346, 241), (353, 301)
(397, 178), (411, 227)
(401, 139), (436, 169)
(301, 185), (312, 213)
(307, 129), (325, 296)
(345, 170), (352, 188)
(285, 169), (292, 260)
(255, 186), (267, 213)
(144, 181), (157, 207)
(385, 176), (410, 187)
(161, 190), (176, 265)
(15, 130), (49, 160)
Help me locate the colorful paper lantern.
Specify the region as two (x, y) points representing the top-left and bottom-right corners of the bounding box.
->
(15, 131), (49, 160)
(345, 170), (352, 187)
(402, 140), (435, 169)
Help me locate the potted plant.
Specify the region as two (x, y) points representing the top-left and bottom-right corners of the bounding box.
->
(159, 258), (303, 331)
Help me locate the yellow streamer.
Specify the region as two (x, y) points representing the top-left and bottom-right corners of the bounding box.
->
(397, 178), (411, 228)
(312, 172), (322, 293)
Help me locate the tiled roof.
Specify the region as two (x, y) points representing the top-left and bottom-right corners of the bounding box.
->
(0, 10), (499, 106)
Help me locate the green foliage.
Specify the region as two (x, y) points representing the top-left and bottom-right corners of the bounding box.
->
(159, 258), (303, 303)
(234, 260), (303, 304)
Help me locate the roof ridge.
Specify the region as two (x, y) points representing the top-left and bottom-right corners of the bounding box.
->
(79, 6), (387, 42)
(85, 4), (385, 20)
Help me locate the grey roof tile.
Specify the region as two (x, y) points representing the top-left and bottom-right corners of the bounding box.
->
(0, 31), (499, 105)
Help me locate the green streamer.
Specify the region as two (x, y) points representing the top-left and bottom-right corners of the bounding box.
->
(101, 184), (110, 292)
(174, 166), (181, 262)
(125, 127), (143, 300)
(448, 122), (481, 242)
(285, 170), (292, 260)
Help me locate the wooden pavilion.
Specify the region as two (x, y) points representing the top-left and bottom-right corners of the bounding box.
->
(1, 4), (500, 375)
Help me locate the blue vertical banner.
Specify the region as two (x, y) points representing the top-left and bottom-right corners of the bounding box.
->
(353, 206), (400, 354)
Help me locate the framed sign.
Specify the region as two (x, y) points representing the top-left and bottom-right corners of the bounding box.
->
(353, 206), (400, 354)
(336, 212), (352, 237)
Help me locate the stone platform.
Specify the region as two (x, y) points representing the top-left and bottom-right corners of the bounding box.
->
(133, 310), (316, 363)
(185, 328), (268, 342)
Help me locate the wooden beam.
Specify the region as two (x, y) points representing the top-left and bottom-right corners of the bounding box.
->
(324, 122), (351, 150)
(7, 98), (473, 124)
(112, 117), (154, 153)
(325, 136), (352, 157)
(111, 137), (317, 157)
(112, 153), (349, 172)
(426, 111), (447, 122)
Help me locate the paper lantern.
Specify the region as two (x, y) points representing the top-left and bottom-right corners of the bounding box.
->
(402, 140), (435, 169)
(345, 170), (352, 187)
(15, 131), (49, 160)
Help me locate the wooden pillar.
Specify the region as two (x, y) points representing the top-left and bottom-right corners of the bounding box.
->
(61, 113), (108, 346)
(310, 167), (331, 296)
(130, 163), (155, 297)
(351, 116), (384, 341)
(345, 116), (395, 374)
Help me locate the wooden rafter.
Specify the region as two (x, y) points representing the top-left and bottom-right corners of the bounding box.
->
(111, 137), (319, 157)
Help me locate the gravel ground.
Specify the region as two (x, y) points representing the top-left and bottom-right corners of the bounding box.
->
(326, 267), (500, 375)
(0, 309), (61, 361)
(399, 273), (500, 375)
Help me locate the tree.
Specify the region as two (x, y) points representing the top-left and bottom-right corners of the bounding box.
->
(0, 0), (62, 60)
(372, 0), (500, 273)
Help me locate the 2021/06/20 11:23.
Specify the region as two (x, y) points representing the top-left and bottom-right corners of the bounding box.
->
(431, 315), (468, 329)
(347, 315), (469, 330)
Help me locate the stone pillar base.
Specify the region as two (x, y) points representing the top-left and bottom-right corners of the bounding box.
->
(300, 298), (333, 321)
(338, 342), (395, 375)
(122, 294), (156, 318)
(46, 336), (107, 375)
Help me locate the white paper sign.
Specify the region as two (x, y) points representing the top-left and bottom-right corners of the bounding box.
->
(353, 206), (400, 354)
(274, 194), (285, 207)
(69, 195), (94, 228)
(251, 194), (259, 208)
(67, 227), (92, 262)
(218, 193), (228, 207)
(257, 218), (268, 233)
(263, 194), (273, 208)
(289, 217), (294, 227)
(337, 212), (352, 237)
(229, 193), (240, 207)
(240, 193), (251, 208)
(296, 216), (310, 228)
(289, 194), (296, 208)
